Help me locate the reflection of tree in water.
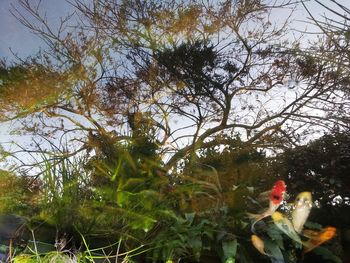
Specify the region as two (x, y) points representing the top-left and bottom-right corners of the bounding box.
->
(0, 0), (349, 262)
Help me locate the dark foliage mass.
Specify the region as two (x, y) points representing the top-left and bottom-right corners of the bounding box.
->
(280, 133), (350, 226)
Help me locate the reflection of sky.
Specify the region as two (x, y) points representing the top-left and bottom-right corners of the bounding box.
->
(2, 0), (348, 63)
(0, 0), (74, 169)
(0, 0), (72, 59)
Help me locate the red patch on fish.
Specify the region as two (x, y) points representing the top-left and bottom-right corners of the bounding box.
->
(269, 180), (286, 205)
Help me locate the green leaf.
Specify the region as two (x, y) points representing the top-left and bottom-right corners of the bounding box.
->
(304, 221), (323, 230)
(267, 224), (284, 248)
(225, 257), (235, 263)
(185, 212), (195, 224)
(232, 185), (240, 191)
(222, 239), (237, 260)
(246, 186), (255, 193)
(116, 190), (131, 207)
(121, 178), (146, 190)
(188, 236), (202, 260)
(313, 247), (342, 263)
(128, 212), (157, 232)
(202, 229), (215, 240)
(264, 239), (285, 263)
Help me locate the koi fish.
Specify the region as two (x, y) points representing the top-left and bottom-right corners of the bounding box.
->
(251, 234), (268, 256)
(272, 211), (302, 244)
(292, 192), (313, 233)
(250, 180), (287, 232)
(303, 226), (336, 253)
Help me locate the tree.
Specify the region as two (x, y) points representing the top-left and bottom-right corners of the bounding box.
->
(298, 0), (350, 129)
(1, 0), (349, 173)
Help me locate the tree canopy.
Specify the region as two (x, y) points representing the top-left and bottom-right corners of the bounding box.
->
(0, 0), (349, 171)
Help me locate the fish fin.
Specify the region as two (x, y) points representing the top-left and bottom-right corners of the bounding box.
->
(302, 229), (319, 239)
(258, 190), (271, 201)
(303, 227), (336, 253)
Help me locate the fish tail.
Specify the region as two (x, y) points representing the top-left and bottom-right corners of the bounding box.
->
(251, 234), (270, 256)
(248, 212), (270, 233)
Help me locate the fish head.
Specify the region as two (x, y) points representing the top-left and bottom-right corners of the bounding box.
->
(294, 192), (313, 209)
(270, 180), (287, 205)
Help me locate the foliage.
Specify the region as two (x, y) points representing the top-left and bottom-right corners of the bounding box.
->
(0, 59), (72, 121)
(280, 132), (350, 208)
(0, 138), (274, 262)
(1, 135), (346, 263)
(0, 0), (350, 262)
(0, 170), (39, 215)
(148, 141), (278, 262)
(13, 253), (74, 263)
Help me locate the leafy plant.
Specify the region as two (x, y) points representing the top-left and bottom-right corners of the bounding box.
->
(0, 170), (39, 215)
